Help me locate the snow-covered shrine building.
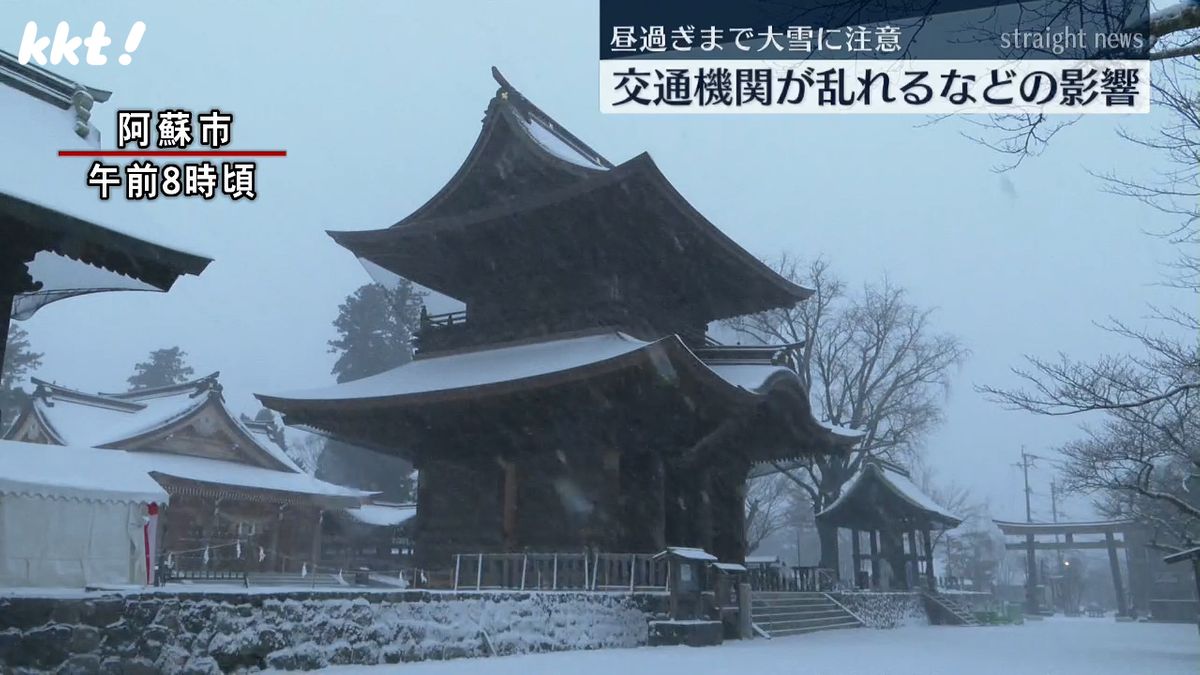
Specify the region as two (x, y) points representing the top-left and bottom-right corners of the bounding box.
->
(3, 374), (368, 573)
(258, 69), (857, 569)
(817, 460), (962, 591)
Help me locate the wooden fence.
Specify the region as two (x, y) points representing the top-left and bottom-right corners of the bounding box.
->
(452, 552), (669, 592)
(746, 565), (836, 592)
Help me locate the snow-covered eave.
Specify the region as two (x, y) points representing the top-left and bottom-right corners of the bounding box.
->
(0, 190), (211, 289)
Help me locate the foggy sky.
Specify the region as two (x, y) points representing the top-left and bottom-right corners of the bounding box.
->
(2, 1), (1191, 524)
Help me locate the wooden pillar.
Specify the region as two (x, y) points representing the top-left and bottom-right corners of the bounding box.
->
(0, 294), (12, 425)
(1107, 532), (1128, 617)
(271, 505), (284, 572)
(601, 449), (621, 550)
(310, 509), (324, 569)
(500, 458), (519, 550)
(923, 529), (936, 591)
(850, 529), (862, 586)
(906, 530), (919, 590)
(869, 529), (881, 588)
(697, 468), (714, 553)
(1025, 533), (1039, 613)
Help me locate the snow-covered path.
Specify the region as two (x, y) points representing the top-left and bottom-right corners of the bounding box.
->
(311, 617), (1199, 675)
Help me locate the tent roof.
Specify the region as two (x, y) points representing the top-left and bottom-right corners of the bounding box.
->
(0, 440), (168, 504)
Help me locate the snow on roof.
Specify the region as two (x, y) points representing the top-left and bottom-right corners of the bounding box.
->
(712, 562), (748, 573)
(519, 116), (608, 170)
(31, 383), (207, 448)
(266, 332), (651, 402)
(342, 502), (417, 527)
(883, 467), (962, 524)
(26, 376), (303, 473)
(745, 555), (784, 565)
(13, 250), (161, 320)
(137, 452), (369, 503)
(0, 440), (168, 504)
(0, 69), (209, 260)
(817, 462), (962, 526)
(654, 547), (718, 562)
(707, 364), (793, 393)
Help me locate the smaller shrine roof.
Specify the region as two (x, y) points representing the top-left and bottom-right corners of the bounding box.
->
(1163, 546), (1200, 565)
(817, 461), (962, 531)
(0, 440), (169, 505)
(653, 547), (718, 562)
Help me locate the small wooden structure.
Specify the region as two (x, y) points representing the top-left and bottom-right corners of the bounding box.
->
(817, 460), (962, 591)
(654, 547), (716, 620)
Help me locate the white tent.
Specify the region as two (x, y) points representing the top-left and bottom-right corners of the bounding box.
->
(0, 440), (168, 588)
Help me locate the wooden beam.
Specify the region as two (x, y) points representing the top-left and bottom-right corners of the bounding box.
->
(1005, 541), (1126, 551)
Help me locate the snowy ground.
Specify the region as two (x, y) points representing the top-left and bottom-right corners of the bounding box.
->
(305, 617), (1199, 675)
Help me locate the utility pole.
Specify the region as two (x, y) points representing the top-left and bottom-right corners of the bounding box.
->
(1017, 447), (1040, 614)
(1020, 447), (1036, 523)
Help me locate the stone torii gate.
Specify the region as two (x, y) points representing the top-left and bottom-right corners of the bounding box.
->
(994, 519), (1145, 617)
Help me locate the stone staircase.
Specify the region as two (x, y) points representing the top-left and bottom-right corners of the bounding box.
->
(751, 592), (863, 637)
(923, 592), (980, 626)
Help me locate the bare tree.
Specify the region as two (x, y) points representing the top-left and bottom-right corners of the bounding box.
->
(979, 55), (1199, 548)
(730, 257), (969, 570)
(744, 474), (796, 554)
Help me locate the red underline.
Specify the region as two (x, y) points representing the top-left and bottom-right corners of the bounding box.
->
(58, 150), (288, 157)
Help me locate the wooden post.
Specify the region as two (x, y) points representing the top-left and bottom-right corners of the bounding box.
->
(629, 555), (636, 593)
(552, 553), (558, 590)
(583, 551), (589, 591)
(737, 582), (753, 639)
(850, 529), (861, 586)
(906, 530), (919, 590)
(922, 529), (935, 590)
(310, 510), (324, 572)
(1025, 533), (1039, 614)
(476, 553), (483, 590)
(520, 554), (527, 590)
(1107, 532), (1128, 617)
(453, 554), (461, 590)
(0, 294), (11, 423)
(869, 529), (881, 588)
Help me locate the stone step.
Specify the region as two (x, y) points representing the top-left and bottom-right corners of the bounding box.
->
(769, 621), (862, 637)
(758, 613), (860, 631)
(753, 608), (848, 622)
(752, 597), (833, 608)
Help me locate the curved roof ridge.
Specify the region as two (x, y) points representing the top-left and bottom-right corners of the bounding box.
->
(492, 67), (614, 170)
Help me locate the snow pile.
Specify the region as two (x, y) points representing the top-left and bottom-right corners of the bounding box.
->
(829, 592), (928, 629)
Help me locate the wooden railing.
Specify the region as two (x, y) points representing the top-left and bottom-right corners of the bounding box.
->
(746, 566), (836, 592)
(452, 552), (669, 592)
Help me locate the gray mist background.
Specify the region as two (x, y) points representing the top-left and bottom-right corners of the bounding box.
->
(1, 2), (1190, 524)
